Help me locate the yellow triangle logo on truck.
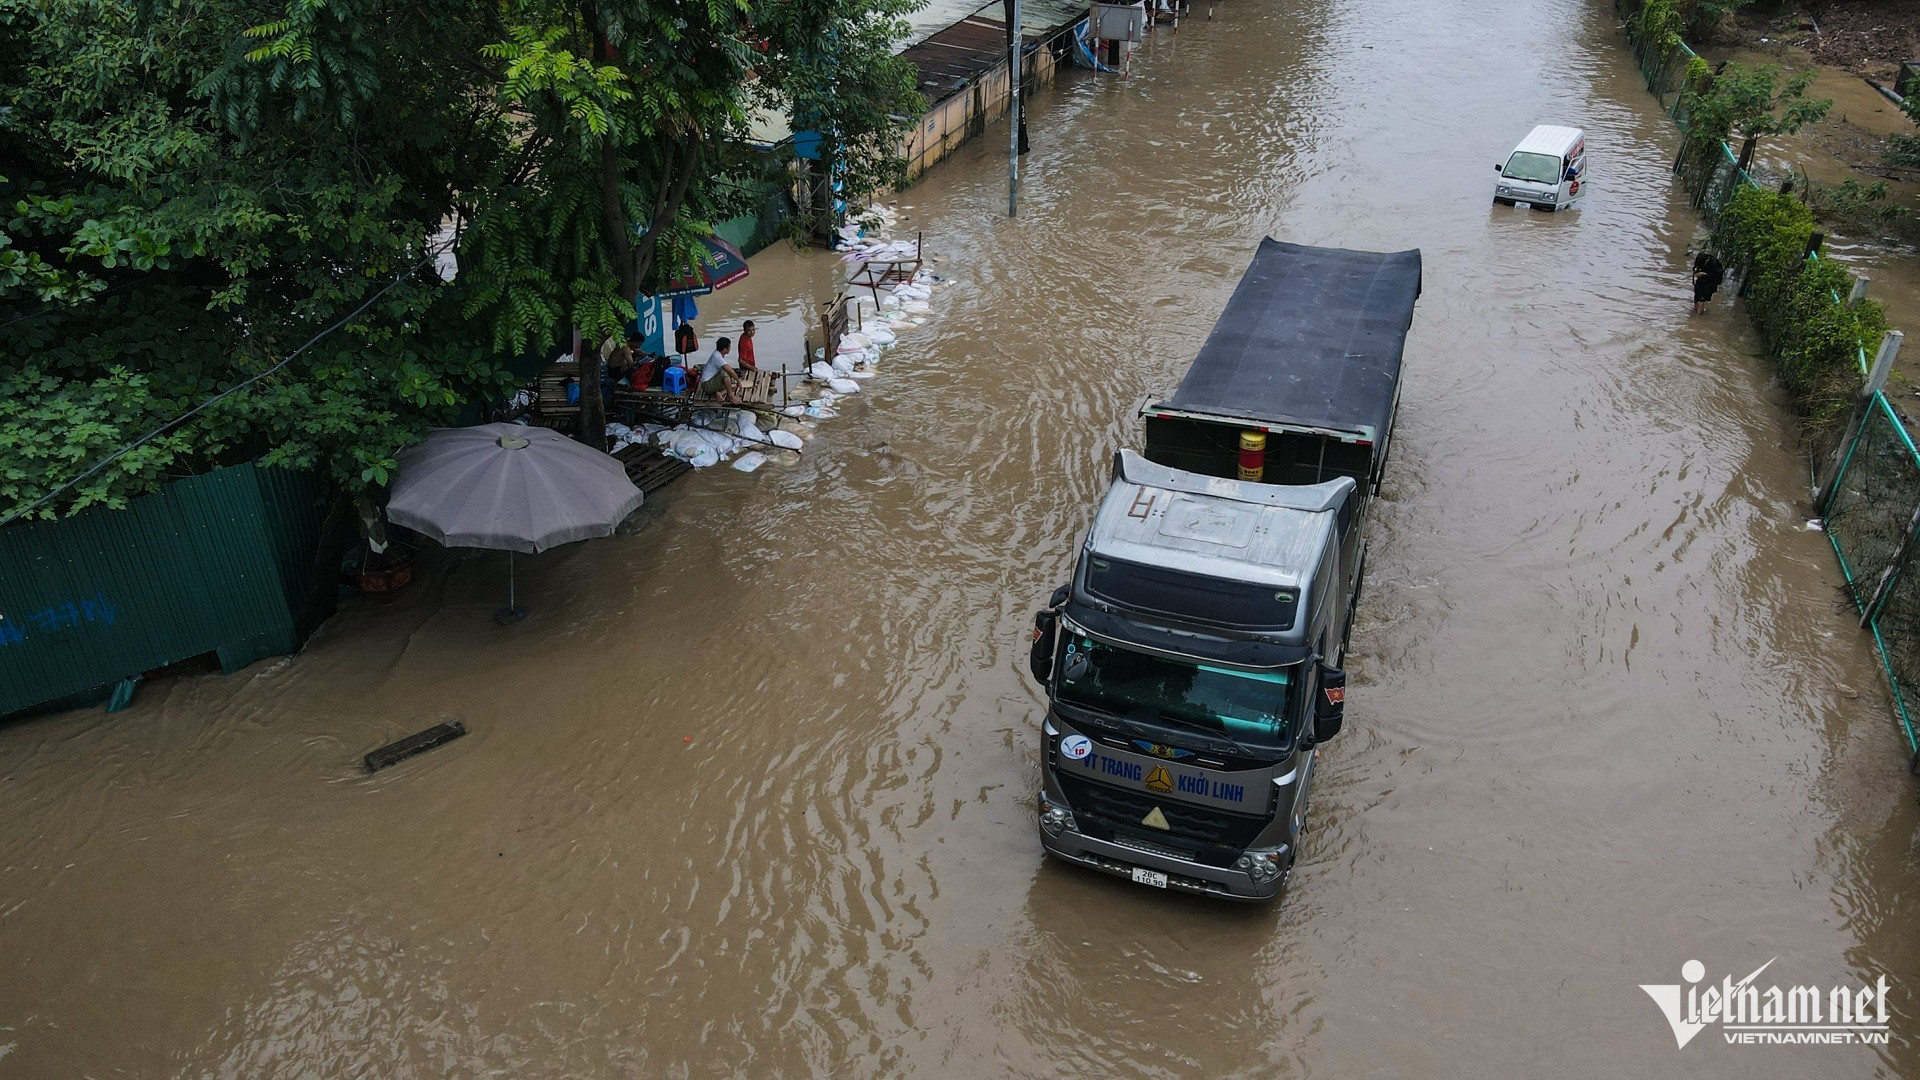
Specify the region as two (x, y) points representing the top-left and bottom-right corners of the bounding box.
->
(1141, 806), (1171, 831)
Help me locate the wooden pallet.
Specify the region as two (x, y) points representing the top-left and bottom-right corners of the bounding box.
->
(611, 441), (691, 495)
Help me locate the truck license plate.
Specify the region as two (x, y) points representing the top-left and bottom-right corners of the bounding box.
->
(1514, 201), (1532, 210)
(1130, 867), (1168, 889)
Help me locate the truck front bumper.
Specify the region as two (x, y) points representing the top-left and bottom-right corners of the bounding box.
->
(1037, 809), (1286, 903)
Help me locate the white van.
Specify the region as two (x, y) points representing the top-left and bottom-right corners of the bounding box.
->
(1493, 125), (1587, 211)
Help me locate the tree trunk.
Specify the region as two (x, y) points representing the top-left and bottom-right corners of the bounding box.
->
(575, 329), (606, 452)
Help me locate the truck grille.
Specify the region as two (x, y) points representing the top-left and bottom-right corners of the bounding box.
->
(1058, 774), (1271, 865)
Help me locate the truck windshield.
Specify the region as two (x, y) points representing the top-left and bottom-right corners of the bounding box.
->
(1054, 634), (1292, 746)
(1502, 151), (1563, 184)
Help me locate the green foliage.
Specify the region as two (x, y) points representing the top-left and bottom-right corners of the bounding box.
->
(1630, 0), (1756, 44)
(1631, 0), (1686, 56)
(754, 0), (926, 238)
(1715, 185), (1889, 397)
(1801, 177), (1906, 237)
(0, 0), (919, 520)
(1676, 61), (1830, 203)
(1887, 93), (1920, 169)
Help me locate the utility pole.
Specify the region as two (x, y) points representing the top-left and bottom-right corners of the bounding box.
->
(1005, 0), (1022, 216)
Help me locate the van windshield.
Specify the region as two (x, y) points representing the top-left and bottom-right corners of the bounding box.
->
(1054, 633), (1294, 747)
(1503, 151), (1563, 185)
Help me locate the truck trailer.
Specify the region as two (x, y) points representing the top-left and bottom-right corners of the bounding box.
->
(1029, 239), (1422, 901)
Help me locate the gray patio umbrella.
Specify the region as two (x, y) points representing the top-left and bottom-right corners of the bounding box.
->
(386, 423), (644, 623)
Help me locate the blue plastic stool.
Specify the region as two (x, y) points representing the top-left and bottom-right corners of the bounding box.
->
(663, 366), (688, 395)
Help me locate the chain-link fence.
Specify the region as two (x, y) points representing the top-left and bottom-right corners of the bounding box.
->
(1619, 2), (1920, 764)
(1820, 400), (1920, 762)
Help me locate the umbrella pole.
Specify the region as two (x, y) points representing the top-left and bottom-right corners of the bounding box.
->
(496, 550), (528, 625)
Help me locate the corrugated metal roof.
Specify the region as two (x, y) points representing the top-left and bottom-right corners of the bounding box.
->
(0, 462), (323, 716)
(900, 0), (1087, 102)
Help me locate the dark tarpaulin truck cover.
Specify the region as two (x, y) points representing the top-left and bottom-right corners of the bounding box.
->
(1162, 238), (1423, 440)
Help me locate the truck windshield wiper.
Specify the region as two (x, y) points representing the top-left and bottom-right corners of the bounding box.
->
(1152, 710), (1266, 759)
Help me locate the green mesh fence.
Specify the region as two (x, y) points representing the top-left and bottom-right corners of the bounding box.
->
(1620, 0), (1920, 760)
(1825, 398), (1920, 756)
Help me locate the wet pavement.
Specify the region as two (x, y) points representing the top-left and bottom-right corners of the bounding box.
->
(3, 0), (1918, 1075)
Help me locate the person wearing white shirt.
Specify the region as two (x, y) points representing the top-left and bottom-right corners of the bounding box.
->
(699, 338), (740, 402)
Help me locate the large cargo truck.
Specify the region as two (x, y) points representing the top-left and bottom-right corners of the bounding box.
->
(1029, 239), (1422, 901)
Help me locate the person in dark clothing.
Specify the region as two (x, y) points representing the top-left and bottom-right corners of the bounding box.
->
(673, 321), (699, 369)
(1692, 252), (1725, 315)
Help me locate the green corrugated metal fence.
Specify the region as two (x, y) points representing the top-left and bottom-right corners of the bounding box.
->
(0, 462), (330, 717)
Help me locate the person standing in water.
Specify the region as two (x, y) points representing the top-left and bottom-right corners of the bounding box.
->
(737, 320), (757, 371)
(1692, 251), (1725, 315)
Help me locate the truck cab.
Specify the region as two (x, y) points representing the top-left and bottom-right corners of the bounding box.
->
(1031, 452), (1354, 900)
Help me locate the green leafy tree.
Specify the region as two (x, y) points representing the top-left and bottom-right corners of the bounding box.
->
(0, 0), (515, 518)
(0, 0), (921, 516)
(1676, 62), (1830, 203)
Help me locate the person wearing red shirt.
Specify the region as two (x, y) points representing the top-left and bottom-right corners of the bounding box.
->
(737, 320), (757, 370)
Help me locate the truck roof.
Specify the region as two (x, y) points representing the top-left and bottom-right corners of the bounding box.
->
(1159, 238), (1422, 441)
(1085, 451), (1352, 597)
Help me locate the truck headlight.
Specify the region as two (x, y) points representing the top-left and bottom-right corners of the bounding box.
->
(1040, 798), (1077, 837)
(1235, 848), (1287, 883)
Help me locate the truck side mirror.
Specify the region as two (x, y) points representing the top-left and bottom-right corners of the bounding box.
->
(1493, 163), (1503, 172)
(1029, 610), (1058, 685)
(1314, 664), (1346, 741)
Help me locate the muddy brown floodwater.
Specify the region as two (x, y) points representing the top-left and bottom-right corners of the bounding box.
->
(4, 0), (1920, 1076)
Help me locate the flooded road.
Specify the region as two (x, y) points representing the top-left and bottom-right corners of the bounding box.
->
(4, 0), (1919, 1075)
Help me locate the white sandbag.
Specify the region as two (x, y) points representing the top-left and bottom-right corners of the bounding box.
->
(828, 377), (861, 394)
(731, 451), (767, 473)
(768, 429), (804, 451)
(694, 429), (738, 454)
(781, 404), (807, 417)
(809, 361), (835, 381)
(737, 419), (765, 443)
(903, 300), (931, 314)
(848, 370), (876, 380)
(867, 325), (896, 345)
(806, 403), (839, 419)
(843, 332), (872, 349)
(831, 355), (855, 376)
